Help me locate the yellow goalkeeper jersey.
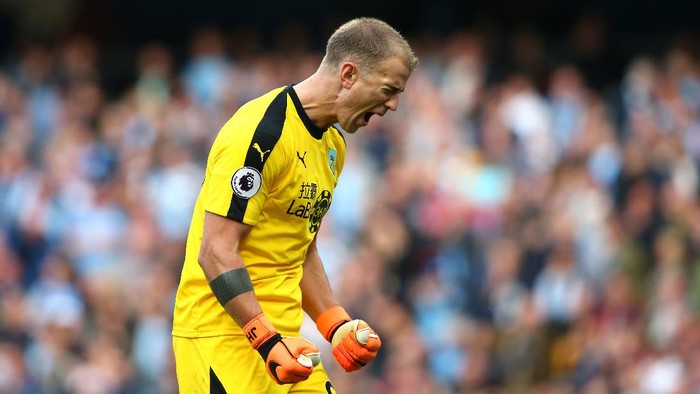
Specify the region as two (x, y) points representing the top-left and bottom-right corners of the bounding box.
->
(173, 85), (346, 338)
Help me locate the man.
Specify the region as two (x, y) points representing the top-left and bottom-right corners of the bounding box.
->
(172, 17), (418, 393)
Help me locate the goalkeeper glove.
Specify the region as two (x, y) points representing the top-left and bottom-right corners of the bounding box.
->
(316, 305), (381, 372)
(243, 313), (321, 384)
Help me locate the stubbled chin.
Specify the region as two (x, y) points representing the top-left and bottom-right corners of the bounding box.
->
(338, 120), (359, 133)
(355, 116), (369, 131)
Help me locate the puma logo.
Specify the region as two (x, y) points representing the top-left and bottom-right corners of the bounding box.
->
(252, 143), (270, 162)
(297, 151), (307, 168)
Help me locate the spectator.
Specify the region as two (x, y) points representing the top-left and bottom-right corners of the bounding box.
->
(0, 18), (699, 393)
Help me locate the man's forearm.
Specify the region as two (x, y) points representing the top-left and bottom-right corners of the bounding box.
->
(201, 251), (263, 326)
(300, 238), (339, 321)
(199, 212), (263, 327)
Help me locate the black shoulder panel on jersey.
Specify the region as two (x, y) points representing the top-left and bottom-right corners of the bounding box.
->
(227, 91), (287, 221)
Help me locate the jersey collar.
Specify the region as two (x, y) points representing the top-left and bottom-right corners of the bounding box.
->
(285, 85), (326, 140)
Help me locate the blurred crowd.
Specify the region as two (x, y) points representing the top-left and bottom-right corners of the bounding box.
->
(1, 14), (700, 394)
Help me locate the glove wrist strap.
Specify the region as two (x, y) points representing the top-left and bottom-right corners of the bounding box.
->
(242, 313), (278, 350)
(256, 333), (283, 361)
(316, 305), (351, 342)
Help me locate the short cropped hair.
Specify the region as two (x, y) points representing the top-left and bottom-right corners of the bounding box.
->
(321, 18), (418, 74)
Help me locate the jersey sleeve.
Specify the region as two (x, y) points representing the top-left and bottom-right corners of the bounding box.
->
(232, 128), (289, 225)
(203, 89), (289, 225)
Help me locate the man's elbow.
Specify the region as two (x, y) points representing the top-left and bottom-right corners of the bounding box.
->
(198, 241), (214, 271)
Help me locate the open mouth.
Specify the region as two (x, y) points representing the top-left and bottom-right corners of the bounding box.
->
(363, 112), (374, 123)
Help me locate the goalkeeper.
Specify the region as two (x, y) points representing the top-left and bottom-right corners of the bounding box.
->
(172, 17), (418, 393)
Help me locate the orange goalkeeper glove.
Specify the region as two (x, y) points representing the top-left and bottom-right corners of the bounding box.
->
(316, 306), (381, 372)
(243, 313), (321, 384)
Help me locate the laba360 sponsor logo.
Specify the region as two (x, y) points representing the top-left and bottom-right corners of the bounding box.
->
(286, 182), (331, 233)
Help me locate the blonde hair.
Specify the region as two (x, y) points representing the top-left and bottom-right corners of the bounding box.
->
(321, 17), (418, 74)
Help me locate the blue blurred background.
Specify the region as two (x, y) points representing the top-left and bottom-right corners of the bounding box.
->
(1, 1), (699, 393)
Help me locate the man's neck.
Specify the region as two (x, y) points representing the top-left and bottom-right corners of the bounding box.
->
(292, 72), (340, 130)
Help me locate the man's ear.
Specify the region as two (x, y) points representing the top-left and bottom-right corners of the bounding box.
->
(340, 62), (358, 88)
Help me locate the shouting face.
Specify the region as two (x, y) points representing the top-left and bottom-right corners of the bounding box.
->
(337, 56), (412, 133)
